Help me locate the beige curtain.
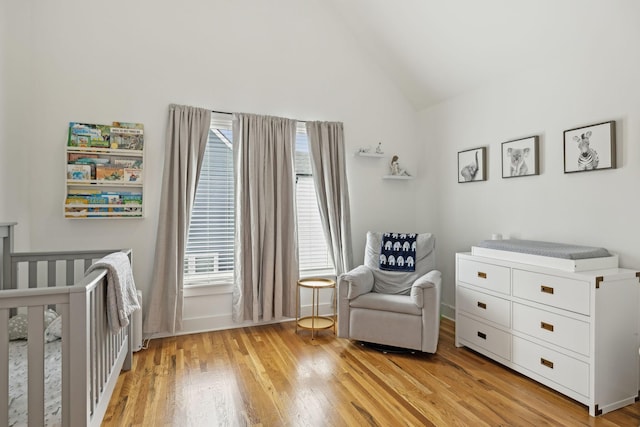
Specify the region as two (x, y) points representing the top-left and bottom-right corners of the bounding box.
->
(144, 104), (211, 335)
(232, 113), (299, 322)
(305, 121), (353, 275)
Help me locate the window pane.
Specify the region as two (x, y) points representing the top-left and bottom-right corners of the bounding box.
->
(184, 125), (234, 285)
(295, 132), (334, 273)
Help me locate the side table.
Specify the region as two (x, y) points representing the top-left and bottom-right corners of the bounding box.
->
(296, 277), (336, 339)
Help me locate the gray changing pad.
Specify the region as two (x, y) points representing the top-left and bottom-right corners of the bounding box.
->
(476, 239), (611, 260)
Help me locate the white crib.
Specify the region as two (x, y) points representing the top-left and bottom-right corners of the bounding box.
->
(0, 223), (133, 427)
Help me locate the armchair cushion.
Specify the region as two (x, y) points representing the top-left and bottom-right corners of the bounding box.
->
(364, 232), (436, 295)
(349, 293), (422, 316)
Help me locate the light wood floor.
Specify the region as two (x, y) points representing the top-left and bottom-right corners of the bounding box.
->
(103, 318), (640, 426)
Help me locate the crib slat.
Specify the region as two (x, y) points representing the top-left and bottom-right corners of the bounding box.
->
(27, 306), (45, 427)
(28, 261), (38, 288)
(48, 260), (56, 287)
(0, 309), (9, 426)
(69, 287), (90, 426)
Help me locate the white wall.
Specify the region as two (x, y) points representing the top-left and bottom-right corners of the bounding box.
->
(417, 25), (640, 317)
(0, 1), (32, 249)
(3, 0), (429, 333)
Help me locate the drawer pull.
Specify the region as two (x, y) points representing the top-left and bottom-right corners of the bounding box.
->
(540, 358), (554, 369)
(541, 322), (554, 332)
(477, 302), (487, 309)
(477, 331), (487, 340)
(540, 285), (554, 294)
(477, 272), (487, 279)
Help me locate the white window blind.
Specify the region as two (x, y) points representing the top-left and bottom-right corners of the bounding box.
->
(295, 130), (334, 274)
(184, 120), (234, 285)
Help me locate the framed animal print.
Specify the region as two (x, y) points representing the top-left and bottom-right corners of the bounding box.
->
(501, 136), (539, 178)
(563, 121), (616, 173)
(458, 147), (486, 183)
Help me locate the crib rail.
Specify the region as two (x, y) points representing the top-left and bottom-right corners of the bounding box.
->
(0, 248), (133, 427)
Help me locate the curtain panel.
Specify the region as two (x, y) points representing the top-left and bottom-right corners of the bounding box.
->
(305, 121), (353, 275)
(232, 113), (299, 323)
(144, 104), (211, 335)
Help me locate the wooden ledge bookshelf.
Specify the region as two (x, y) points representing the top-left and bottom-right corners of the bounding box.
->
(64, 122), (144, 219)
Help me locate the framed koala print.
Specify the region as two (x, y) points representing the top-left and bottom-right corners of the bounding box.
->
(501, 136), (539, 178)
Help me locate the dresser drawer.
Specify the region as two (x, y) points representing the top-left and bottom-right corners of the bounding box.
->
(457, 314), (511, 360)
(512, 336), (589, 397)
(457, 285), (511, 327)
(458, 259), (510, 295)
(512, 303), (590, 356)
(512, 269), (590, 315)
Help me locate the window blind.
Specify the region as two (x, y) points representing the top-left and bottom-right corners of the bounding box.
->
(184, 126), (234, 285)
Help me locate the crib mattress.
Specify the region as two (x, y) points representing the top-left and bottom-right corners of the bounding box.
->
(9, 340), (62, 427)
(471, 239), (618, 272)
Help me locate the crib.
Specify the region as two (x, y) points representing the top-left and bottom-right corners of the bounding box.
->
(0, 223), (133, 427)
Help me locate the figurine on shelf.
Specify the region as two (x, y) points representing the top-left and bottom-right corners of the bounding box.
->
(376, 142), (383, 154)
(358, 147), (371, 153)
(390, 155), (410, 176)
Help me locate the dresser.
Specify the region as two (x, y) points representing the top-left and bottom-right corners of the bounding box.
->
(455, 252), (640, 416)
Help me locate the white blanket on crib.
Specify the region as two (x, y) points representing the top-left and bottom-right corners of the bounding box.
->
(86, 252), (140, 333)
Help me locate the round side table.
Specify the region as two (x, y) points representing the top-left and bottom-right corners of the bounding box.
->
(296, 277), (336, 339)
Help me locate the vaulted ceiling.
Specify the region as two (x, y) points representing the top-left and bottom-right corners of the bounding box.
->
(325, 0), (638, 110)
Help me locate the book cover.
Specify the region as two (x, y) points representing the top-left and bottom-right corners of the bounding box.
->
(68, 122), (111, 147)
(68, 153), (98, 163)
(113, 158), (143, 168)
(110, 122), (144, 150)
(67, 164), (91, 181)
(96, 165), (125, 181)
(65, 196), (88, 217)
(122, 194), (142, 216)
(124, 168), (142, 183)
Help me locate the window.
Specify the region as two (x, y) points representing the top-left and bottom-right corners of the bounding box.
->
(295, 128), (334, 275)
(184, 117), (234, 285)
(184, 116), (334, 286)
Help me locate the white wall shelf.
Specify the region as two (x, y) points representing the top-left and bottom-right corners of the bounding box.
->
(355, 152), (384, 158)
(382, 175), (414, 180)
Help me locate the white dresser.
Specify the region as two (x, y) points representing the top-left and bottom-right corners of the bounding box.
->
(455, 252), (640, 416)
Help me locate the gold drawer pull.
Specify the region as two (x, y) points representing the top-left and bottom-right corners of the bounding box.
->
(541, 322), (554, 332)
(540, 358), (554, 369)
(477, 272), (487, 279)
(477, 331), (487, 340)
(477, 302), (487, 309)
(540, 285), (554, 294)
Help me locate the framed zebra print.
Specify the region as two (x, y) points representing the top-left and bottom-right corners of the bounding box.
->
(563, 121), (616, 173)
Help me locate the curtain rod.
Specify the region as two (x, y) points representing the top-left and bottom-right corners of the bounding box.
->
(211, 109), (307, 123)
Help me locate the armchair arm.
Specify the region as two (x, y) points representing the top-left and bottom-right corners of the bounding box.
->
(337, 265), (374, 339)
(410, 270), (442, 308)
(338, 265), (374, 300)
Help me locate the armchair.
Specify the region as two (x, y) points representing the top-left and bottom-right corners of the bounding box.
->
(337, 232), (442, 352)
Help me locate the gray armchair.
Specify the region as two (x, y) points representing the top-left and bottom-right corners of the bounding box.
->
(337, 232), (442, 353)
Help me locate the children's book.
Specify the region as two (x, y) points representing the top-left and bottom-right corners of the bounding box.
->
(68, 122), (111, 148)
(124, 168), (143, 183)
(110, 122), (144, 150)
(96, 165), (125, 181)
(67, 164), (91, 181)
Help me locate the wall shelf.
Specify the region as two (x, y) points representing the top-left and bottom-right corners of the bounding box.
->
(382, 175), (414, 180)
(356, 152), (384, 158)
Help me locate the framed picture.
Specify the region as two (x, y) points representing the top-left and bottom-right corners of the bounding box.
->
(501, 136), (539, 178)
(458, 147), (486, 183)
(563, 121), (616, 173)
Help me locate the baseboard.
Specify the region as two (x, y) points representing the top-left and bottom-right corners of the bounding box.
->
(441, 303), (455, 321)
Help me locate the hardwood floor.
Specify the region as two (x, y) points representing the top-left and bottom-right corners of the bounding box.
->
(103, 318), (640, 426)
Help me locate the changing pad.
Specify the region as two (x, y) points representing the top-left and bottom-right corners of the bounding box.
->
(471, 239), (618, 271)
(475, 239), (610, 260)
